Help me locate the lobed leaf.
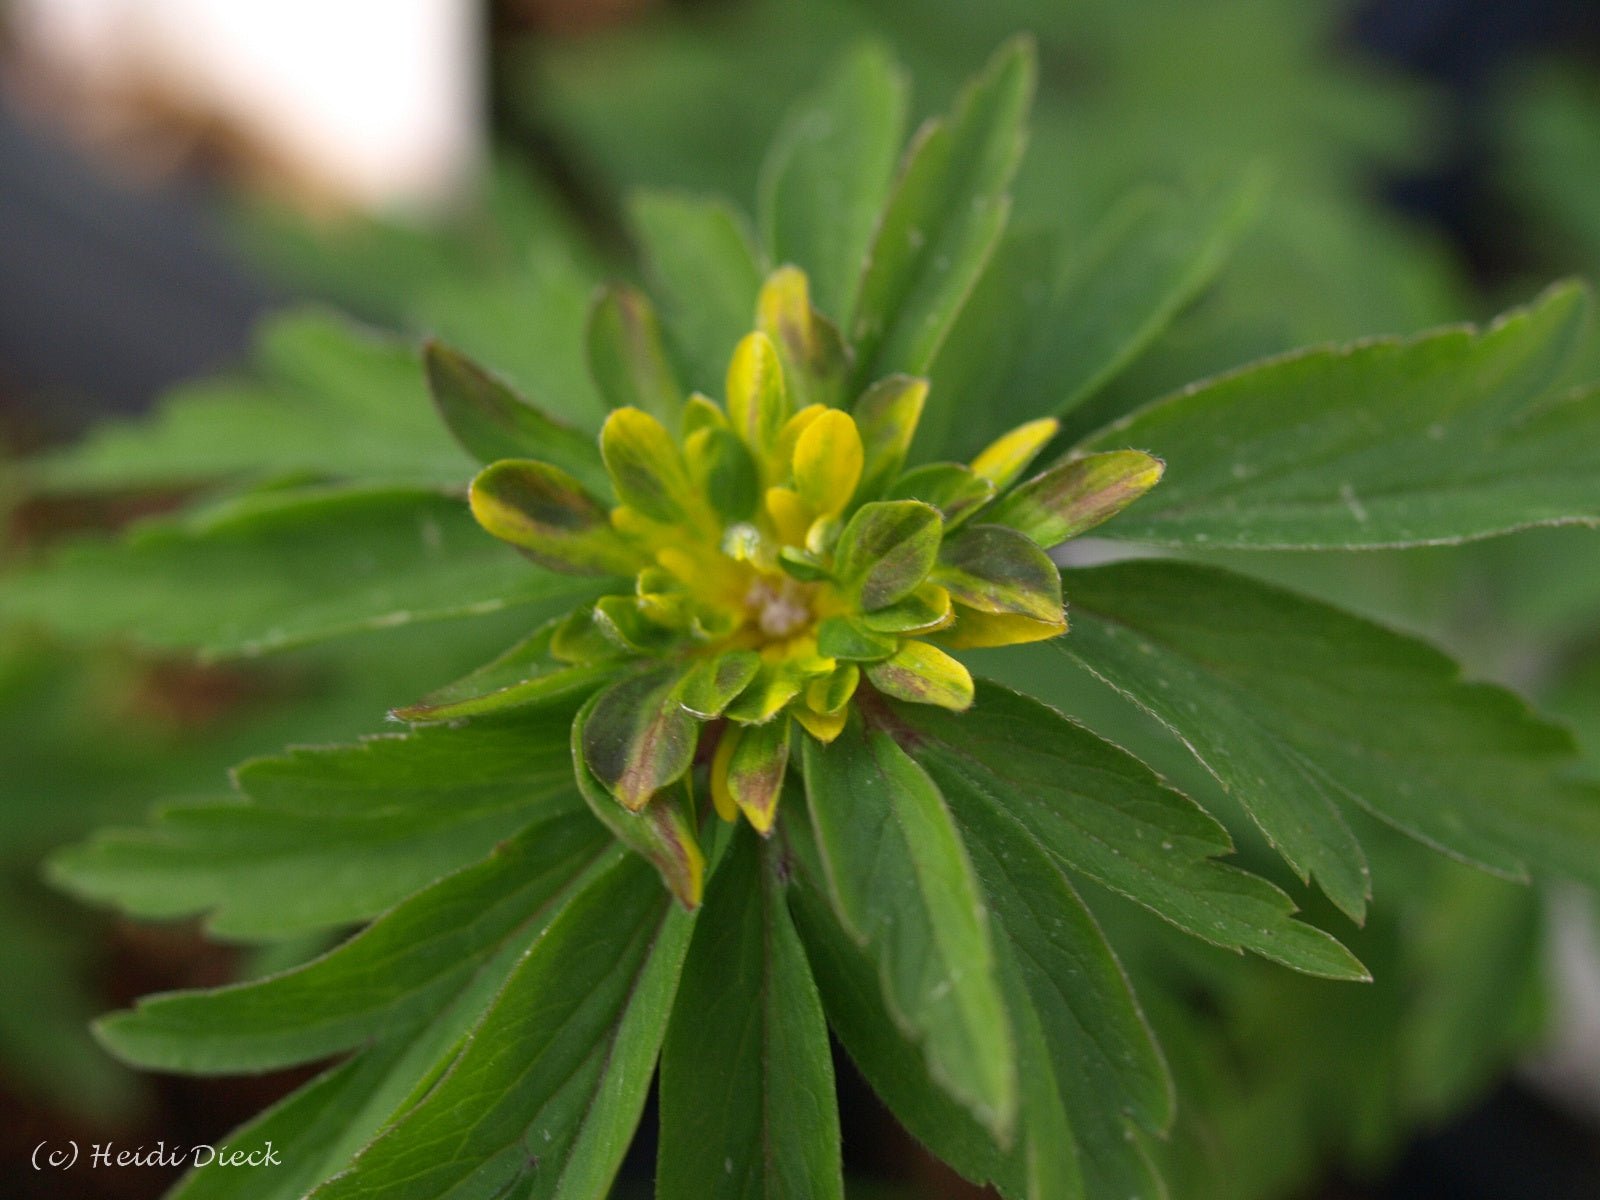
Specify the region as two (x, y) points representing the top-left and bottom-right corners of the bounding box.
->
(1082, 283), (1600, 549)
(423, 340), (607, 492)
(658, 831), (842, 1200)
(586, 283), (684, 423)
(1055, 560), (1600, 913)
(849, 37), (1035, 388)
(802, 718), (1017, 1138)
(896, 683), (1369, 979)
(759, 41), (909, 321)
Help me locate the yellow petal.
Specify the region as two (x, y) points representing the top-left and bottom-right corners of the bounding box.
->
(970, 417), (1060, 489)
(793, 409), (864, 517)
(939, 607), (1069, 648)
(709, 726), (741, 822)
(765, 486), (812, 546)
(792, 704), (847, 743)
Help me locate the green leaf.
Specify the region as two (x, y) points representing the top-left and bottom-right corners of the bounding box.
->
(897, 683), (1369, 979)
(802, 717), (1017, 1138)
(94, 814), (611, 1072)
(758, 40), (909, 321)
(1, 485), (599, 659)
(934, 524), (1063, 622)
(984, 450), (1165, 548)
(586, 283), (684, 423)
(848, 37), (1034, 388)
(469, 459), (641, 575)
(833, 499), (942, 610)
(25, 309), (477, 493)
(1082, 283), (1600, 549)
(393, 659), (621, 725)
(310, 853), (693, 1200)
(852, 375), (928, 500)
(685, 425), (761, 522)
(930, 179), (1258, 454)
(631, 192), (764, 390)
(423, 340), (607, 491)
(658, 831), (842, 1200)
(1055, 560), (1600, 912)
(581, 666), (700, 810)
(52, 713), (585, 939)
(954, 783), (1169, 1199)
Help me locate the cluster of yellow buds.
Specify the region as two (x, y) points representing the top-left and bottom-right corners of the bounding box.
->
(458, 266), (1161, 900)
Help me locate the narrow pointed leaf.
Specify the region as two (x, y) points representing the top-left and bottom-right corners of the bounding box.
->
(1082, 283), (1600, 548)
(424, 340), (607, 491)
(759, 41), (909, 319)
(803, 718), (1017, 1137)
(95, 815), (611, 1072)
(587, 283), (684, 422)
(311, 854), (694, 1200)
(581, 667), (700, 810)
(393, 660), (622, 725)
(632, 192), (763, 389)
(0, 485), (600, 659)
(833, 500), (942, 610)
(470, 459), (640, 575)
(865, 640), (974, 712)
(1055, 560), (1600, 913)
(659, 832), (842, 1200)
(52, 714), (586, 938)
(935, 524), (1063, 622)
(849, 37), (1035, 386)
(896, 683), (1369, 979)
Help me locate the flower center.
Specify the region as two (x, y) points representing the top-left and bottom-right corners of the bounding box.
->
(745, 575), (814, 638)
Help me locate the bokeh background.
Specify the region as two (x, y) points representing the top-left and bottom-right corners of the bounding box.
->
(3, 1), (1600, 1197)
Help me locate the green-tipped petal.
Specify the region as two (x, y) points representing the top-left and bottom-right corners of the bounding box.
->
(757, 265), (849, 410)
(582, 667), (700, 810)
(600, 407), (703, 525)
(865, 640), (974, 711)
(855, 581), (954, 634)
(469, 459), (640, 576)
(886, 462), (997, 525)
(725, 715), (792, 835)
(816, 615), (899, 662)
(685, 425), (761, 522)
(986, 449), (1165, 547)
(934, 524), (1063, 622)
(726, 330), (791, 461)
(834, 500), (943, 611)
(853, 375), (928, 499)
(679, 650), (763, 718)
(587, 284), (684, 423)
(574, 697), (705, 909)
